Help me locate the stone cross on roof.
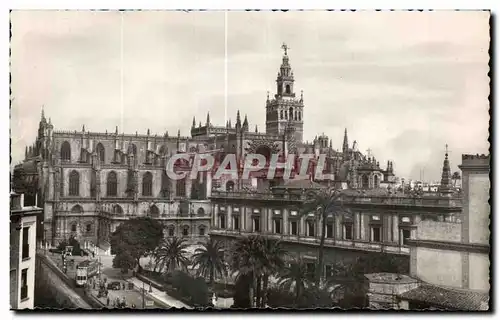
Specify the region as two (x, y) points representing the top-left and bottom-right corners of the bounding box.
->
(281, 43), (289, 55)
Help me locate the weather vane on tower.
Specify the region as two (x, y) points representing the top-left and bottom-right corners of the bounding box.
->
(281, 42), (289, 55)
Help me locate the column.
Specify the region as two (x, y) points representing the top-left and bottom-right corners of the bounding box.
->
(335, 216), (342, 240)
(360, 214), (366, 240)
(227, 206), (233, 230)
(385, 215), (391, 242)
(300, 217), (306, 236)
(317, 216), (322, 238)
(392, 215), (399, 243)
(354, 212), (360, 239)
(267, 208), (272, 233)
(283, 209), (289, 235)
(213, 204), (219, 228)
(241, 206), (246, 231)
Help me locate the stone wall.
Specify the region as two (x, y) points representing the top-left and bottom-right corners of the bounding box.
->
(34, 255), (92, 309)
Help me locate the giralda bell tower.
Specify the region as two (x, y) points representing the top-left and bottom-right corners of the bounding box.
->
(265, 43), (304, 143)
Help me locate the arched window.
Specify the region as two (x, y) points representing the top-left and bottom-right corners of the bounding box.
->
(90, 170), (97, 197)
(150, 205), (160, 218)
(176, 178), (186, 197)
(362, 175), (369, 189)
(285, 84), (291, 94)
(127, 143), (137, 156)
(285, 110), (288, 120)
(280, 110), (283, 120)
(199, 225), (206, 236)
(112, 205), (123, 215)
(374, 175), (380, 189)
(298, 111), (301, 121)
(107, 171), (118, 197)
(168, 225), (175, 237)
(182, 225), (189, 237)
(159, 145), (166, 156)
(142, 172), (153, 196)
(295, 110), (298, 121)
(197, 207), (205, 216)
(86, 224), (92, 232)
(96, 143), (105, 164)
(289, 107), (293, 120)
(307, 220), (315, 237)
(71, 205), (83, 214)
(71, 224), (77, 232)
(161, 170), (170, 198)
(226, 181), (235, 192)
(61, 141), (71, 162)
(69, 170), (80, 196)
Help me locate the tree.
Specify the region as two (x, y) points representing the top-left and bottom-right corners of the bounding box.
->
(110, 217), (164, 272)
(230, 235), (265, 307)
(452, 171), (461, 187)
(259, 238), (287, 307)
(191, 239), (227, 287)
(113, 250), (136, 273)
(277, 259), (310, 306)
(298, 188), (349, 287)
(230, 235), (287, 308)
(153, 237), (190, 274)
(57, 235), (84, 255)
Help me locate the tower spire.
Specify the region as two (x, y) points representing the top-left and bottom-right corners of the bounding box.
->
(342, 128), (349, 157)
(192, 116), (196, 128)
(439, 144), (453, 194)
(206, 112), (210, 125)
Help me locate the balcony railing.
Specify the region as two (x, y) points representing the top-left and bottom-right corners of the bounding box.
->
(209, 228), (410, 255)
(210, 190), (462, 208)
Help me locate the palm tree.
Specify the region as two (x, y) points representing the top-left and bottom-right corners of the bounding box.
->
(452, 171), (461, 187)
(299, 188), (349, 287)
(191, 239), (227, 287)
(259, 238), (287, 307)
(278, 259), (311, 306)
(230, 235), (267, 307)
(153, 237), (190, 274)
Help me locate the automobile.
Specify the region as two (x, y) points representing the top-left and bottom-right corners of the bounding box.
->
(107, 281), (122, 290)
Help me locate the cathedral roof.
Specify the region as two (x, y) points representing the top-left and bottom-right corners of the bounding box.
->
(275, 179), (324, 190)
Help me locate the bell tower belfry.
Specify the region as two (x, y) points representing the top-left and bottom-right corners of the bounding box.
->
(265, 43), (304, 143)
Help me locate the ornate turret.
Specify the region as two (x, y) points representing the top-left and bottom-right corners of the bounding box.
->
(242, 115), (249, 132)
(438, 145), (453, 195)
(236, 110), (241, 128)
(342, 128), (349, 159)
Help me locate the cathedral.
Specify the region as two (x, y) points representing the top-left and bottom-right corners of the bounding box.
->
(15, 44), (397, 251)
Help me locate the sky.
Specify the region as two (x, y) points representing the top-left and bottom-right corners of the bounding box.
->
(10, 10), (490, 181)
